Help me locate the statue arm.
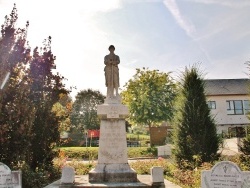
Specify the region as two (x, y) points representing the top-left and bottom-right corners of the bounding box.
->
(117, 56), (120, 64)
(113, 55), (120, 65)
(104, 56), (110, 65)
(104, 56), (108, 65)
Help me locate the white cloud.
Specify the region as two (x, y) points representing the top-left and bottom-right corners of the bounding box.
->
(163, 0), (196, 38)
(163, 0), (214, 64)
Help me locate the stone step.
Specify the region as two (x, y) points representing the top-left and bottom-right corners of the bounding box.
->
(44, 175), (167, 188)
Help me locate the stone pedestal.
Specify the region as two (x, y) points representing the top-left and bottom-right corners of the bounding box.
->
(89, 102), (137, 183)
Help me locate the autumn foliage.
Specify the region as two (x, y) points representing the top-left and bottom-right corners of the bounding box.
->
(0, 4), (69, 181)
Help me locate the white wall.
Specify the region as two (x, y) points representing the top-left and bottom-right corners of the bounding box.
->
(207, 95), (250, 134)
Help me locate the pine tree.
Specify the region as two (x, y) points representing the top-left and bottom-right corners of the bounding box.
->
(173, 65), (220, 169)
(239, 62), (250, 155)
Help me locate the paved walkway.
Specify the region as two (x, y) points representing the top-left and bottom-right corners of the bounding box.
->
(45, 175), (181, 188)
(219, 138), (241, 156)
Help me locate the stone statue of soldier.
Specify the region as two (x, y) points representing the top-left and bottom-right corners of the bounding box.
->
(104, 45), (120, 100)
(89, 45), (137, 183)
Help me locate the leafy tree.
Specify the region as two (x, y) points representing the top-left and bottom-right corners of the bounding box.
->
(173, 65), (220, 169)
(0, 66), (35, 165)
(121, 68), (176, 146)
(0, 4), (32, 165)
(28, 37), (69, 169)
(71, 89), (105, 131)
(0, 4), (68, 174)
(52, 93), (72, 133)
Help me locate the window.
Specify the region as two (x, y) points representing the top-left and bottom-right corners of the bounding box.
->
(226, 100), (243, 115)
(244, 100), (250, 114)
(207, 101), (216, 109)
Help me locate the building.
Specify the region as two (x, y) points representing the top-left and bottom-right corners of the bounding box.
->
(205, 79), (250, 136)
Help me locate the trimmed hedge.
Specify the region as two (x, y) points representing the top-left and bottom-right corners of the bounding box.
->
(57, 147), (157, 160)
(127, 147), (157, 158)
(57, 147), (98, 160)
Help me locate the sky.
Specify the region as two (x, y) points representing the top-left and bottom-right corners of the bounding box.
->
(0, 0), (250, 99)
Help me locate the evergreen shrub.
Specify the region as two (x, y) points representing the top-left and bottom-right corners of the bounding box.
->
(57, 147), (157, 160)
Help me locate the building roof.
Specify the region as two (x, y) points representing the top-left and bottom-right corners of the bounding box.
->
(204, 79), (250, 96)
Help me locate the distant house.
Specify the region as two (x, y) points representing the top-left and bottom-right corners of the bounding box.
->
(205, 79), (250, 135)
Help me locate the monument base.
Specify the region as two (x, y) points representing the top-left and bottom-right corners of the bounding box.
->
(89, 163), (137, 183)
(44, 174), (172, 188)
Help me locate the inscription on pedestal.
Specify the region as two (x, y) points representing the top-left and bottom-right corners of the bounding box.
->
(201, 161), (250, 188)
(89, 102), (137, 183)
(97, 104), (128, 119)
(107, 106), (119, 119)
(98, 120), (127, 163)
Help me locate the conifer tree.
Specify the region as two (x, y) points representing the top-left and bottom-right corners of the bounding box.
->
(173, 65), (220, 168)
(239, 134), (250, 155)
(239, 62), (250, 155)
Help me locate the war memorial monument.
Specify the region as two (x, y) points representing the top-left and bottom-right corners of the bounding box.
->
(88, 45), (137, 183)
(44, 45), (165, 188)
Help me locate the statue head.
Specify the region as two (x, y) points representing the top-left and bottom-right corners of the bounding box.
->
(108, 45), (115, 51)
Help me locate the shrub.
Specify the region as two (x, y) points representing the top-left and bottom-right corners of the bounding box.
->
(52, 153), (250, 188)
(53, 158), (96, 175)
(224, 154), (250, 171)
(67, 160), (95, 175)
(57, 147), (98, 160)
(57, 147), (158, 160)
(128, 147), (157, 158)
(12, 162), (60, 188)
(170, 162), (213, 188)
(239, 155), (250, 171)
(239, 134), (250, 155)
(127, 133), (150, 141)
(130, 158), (175, 176)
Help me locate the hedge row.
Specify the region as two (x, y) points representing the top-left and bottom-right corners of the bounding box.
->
(57, 147), (157, 160)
